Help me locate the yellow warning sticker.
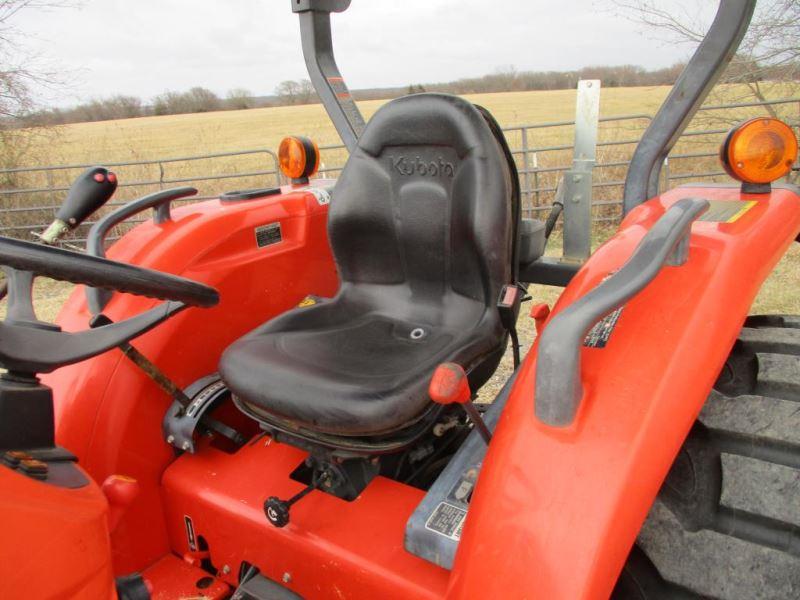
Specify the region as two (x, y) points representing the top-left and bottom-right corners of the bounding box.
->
(297, 296), (317, 307)
(696, 200), (757, 223)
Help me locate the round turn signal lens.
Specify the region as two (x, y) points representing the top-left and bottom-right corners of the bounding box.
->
(721, 118), (798, 184)
(278, 136), (320, 181)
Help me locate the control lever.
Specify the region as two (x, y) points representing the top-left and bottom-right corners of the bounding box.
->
(0, 167), (117, 300)
(429, 363), (492, 444)
(40, 166), (118, 244)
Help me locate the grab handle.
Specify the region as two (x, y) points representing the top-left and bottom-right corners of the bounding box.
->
(534, 197), (709, 427)
(85, 187), (197, 314)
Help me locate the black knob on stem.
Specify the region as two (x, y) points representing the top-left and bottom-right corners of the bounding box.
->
(40, 166), (118, 244)
(264, 472), (328, 528)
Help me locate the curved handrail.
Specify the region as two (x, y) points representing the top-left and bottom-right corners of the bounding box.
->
(622, 0), (755, 213)
(534, 197), (709, 427)
(85, 187), (197, 314)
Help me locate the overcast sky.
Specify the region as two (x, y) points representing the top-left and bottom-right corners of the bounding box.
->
(13, 0), (715, 107)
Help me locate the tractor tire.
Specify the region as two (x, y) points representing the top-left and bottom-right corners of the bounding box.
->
(615, 315), (800, 600)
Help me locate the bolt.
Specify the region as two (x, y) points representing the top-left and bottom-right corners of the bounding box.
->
(181, 440), (191, 451)
(282, 572), (292, 584)
(166, 435), (175, 444)
(222, 564), (231, 575)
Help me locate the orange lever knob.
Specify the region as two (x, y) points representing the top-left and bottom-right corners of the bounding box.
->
(429, 363), (471, 405)
(101, 474), (140, 533)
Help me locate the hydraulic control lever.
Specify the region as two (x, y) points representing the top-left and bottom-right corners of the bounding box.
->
(40, 166), (118, 244)
(430, 363), (492, 444)
(0, 167), (117, 301)
(40, 167), (117, 246)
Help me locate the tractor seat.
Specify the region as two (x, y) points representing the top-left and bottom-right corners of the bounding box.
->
(220, 93), (515, 445)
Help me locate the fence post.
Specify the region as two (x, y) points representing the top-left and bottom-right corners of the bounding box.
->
(562, 79), (600, 262)
(46, 170), (55, 221)
(532, 151), (540, 211)
(521, 128), (531, 212)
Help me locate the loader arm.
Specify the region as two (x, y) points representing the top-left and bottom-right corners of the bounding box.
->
(449, 184), (800, 599)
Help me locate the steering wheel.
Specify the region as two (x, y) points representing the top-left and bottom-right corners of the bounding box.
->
(0, 236), (217, 307)
(0, 235), (219, 374)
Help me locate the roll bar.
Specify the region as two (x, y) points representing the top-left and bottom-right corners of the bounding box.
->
(294, 1), (756, 215)
(293, 0), (365, 152)
(622, 0), (756, 214)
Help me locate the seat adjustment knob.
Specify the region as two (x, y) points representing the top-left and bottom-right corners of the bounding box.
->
(264, 472), (327, 528)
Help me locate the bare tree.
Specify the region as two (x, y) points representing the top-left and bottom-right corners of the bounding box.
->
(226, 87), (253, 110)
(613, 0), (799, 119)
(0, 1), (74, 185)
(297, 79), (315, 104)
(275, 80), (301, 105)
(275, 79), (316, 105)
(0, 1), (74, 119)
(152, 87), (221, 116)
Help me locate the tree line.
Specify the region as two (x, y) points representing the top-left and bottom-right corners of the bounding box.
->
(22, 79), (324, 126)
(21, 59), (799, 127)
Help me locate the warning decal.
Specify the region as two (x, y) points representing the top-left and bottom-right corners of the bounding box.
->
(584, 306), (624, 348)
(297, 296), (317, 308)
(696, 199), (756, 223)
(255, 222), (282, 248)
(425, 502), (466, 541)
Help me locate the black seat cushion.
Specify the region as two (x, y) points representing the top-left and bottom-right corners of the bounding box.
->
(220, 93), (514, 437)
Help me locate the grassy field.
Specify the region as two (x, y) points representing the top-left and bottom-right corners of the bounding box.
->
(24, 82), (798, 164)
(26, 86), (677, 164)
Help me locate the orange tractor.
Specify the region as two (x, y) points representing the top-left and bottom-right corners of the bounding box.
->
(0, 0), (798, 598)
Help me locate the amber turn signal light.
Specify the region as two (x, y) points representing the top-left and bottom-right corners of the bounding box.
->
(720, 117), (798, 185)
(278, 136), (320, 182)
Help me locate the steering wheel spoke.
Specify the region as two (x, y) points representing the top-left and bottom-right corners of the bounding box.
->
(0, 301), (187, 374)
(2, 268), (53, 330)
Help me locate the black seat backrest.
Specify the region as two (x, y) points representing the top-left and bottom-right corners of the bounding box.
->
(329, 93), (514, 312)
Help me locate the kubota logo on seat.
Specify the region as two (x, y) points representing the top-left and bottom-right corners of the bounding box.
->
(391, 155), (455, 178)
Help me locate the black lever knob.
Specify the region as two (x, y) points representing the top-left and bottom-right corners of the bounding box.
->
(40, 166), (118, 244)
(264, 470), (330, 528)
(264, 497), (291, 528)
